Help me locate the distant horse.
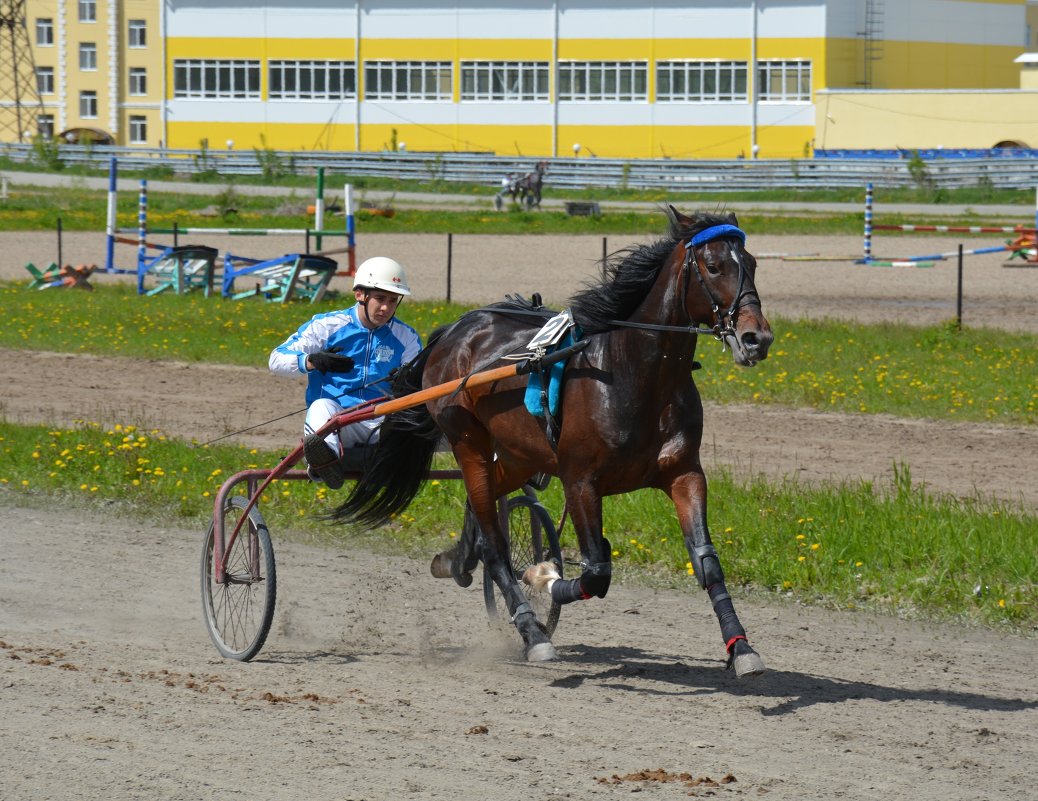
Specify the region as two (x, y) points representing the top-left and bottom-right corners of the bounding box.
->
(514, 161), (547, 207)
(334, 208), (773, 675)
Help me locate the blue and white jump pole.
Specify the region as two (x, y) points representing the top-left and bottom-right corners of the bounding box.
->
(104, 157), (118, 273)
(344, 182), (356, 275)
(863, 182), (873, 263)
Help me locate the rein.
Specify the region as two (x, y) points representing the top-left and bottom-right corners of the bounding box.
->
(455, 224), (759, 375)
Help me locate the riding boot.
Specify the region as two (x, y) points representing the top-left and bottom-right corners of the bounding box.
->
(303, 434), (346, 490)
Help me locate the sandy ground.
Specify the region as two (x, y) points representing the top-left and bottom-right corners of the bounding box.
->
(2, 227), (1037, 799)
(2, 501), (1036, 801)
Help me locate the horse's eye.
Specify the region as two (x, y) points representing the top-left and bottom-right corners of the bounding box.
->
(704, 259), (722, 277)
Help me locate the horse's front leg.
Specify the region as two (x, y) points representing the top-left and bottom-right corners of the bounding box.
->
(669, 471), (766, 678)
(456, 445), (557, 663)
(526, 482), (612, 605)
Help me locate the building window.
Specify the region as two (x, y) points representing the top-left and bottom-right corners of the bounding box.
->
(36, 67), (55, 95)
(557, 61), (648, 101)
(38, 114), (55, 139)
(128, 19), (147, 48)
(269, 60), (356, 100)
(79, 0), (96, 23)
(80, 42), (97, 71)
(129, 115), (148, 144)
(36, 18), (54, 46)
(460, 61), (549, 101)
(128, 67), (147, 96)
(173, 59), (261, 99)
(80, 91), (98, 118)
(656, 60), (747, 102)
(364, 61), (452, 101)
(758, 60), (812, 102)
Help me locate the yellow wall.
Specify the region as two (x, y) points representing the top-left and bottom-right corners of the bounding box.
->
(870, 42), (1022, 89)
(815, 90), (1038, 150)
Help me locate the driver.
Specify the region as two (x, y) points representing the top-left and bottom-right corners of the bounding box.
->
(269, 256), (422, 489)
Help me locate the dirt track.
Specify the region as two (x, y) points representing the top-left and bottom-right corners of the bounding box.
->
(2, 229), (1037, 799)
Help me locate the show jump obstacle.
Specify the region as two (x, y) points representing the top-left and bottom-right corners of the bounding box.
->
(102, 158), (359, 301)
(861, 182), (1038, 267)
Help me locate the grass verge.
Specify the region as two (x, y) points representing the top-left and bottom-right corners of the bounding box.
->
(1, 419), (1033, 632)
(3, 284), (1035, 425)
(1, 180), (1033, 236)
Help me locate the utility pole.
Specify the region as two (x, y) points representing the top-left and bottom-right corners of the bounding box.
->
(0, 0), (44, 142)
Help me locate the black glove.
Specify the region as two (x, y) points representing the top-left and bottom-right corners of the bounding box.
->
(309, 348), (354, 374)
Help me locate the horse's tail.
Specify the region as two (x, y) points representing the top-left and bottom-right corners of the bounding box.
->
(330, 352), (442, 527)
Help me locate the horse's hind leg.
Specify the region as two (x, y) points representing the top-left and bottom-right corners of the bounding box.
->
(669, 472), (766, 678)
(455, 444), (557, 662)
(526, 482), (612, 604)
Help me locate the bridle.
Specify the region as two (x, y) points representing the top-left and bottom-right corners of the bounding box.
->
(683, 223), (757, 344)
(608, 223), (760, 347)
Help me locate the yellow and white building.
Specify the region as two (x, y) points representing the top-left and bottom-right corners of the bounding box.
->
(26, 0), (163, 145)
(15, 0), (1033, 158)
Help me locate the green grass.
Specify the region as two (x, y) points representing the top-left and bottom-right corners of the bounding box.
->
(2, 175), (1034, 237)
(2, 420), (1033, 631)
(3, 283), (1036, 425)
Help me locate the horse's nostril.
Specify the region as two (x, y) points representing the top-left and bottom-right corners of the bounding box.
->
(741, 332), (760, 350)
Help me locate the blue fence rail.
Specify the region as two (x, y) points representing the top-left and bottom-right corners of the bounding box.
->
(5, 142), (1038, 191)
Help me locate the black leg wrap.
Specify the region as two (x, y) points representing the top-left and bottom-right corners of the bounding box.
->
(576, 536), (613, 598)
(708, 583), (746, 644)
(510, 600), (534, 623)
(580, 566), (611, 598)
(690, 543), (725, 590)
(550, 577), (587, 605)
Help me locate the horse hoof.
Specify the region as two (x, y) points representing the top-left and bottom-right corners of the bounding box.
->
(733, 650), (766, 678)
(429, 553), (452, 579)
(453, 570), (473, 588)
(526, 642), (558, 663)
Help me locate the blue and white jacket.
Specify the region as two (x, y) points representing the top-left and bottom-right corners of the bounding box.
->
(269, 305), (422, 408)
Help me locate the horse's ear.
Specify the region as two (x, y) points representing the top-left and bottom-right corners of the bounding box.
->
(726, 211), (740, 226)
(668, 205), (690, 225)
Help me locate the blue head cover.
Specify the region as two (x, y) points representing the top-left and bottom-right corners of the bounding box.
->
(686, 224), (746, 249)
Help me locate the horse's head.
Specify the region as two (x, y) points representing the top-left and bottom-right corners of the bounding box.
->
(671, 208), (773, 367)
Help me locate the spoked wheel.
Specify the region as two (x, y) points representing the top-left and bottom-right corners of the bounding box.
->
(493, 193), (504, 211)
(201, 496), (277, 661)
(483, 493), (562, 638)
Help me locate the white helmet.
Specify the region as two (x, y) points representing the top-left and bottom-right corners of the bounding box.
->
(353, 256), (411, 296)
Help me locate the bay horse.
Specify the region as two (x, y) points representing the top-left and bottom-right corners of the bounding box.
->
(333, 208), (773, 675)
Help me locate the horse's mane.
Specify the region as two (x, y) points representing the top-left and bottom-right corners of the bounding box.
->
(569, 209), (737, 335)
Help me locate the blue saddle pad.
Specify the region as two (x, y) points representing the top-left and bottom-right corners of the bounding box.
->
(524, 330), (579, 418)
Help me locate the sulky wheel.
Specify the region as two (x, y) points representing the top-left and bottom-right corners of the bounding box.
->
(201, 496), (277, 661)
(483, 493), (562, 638)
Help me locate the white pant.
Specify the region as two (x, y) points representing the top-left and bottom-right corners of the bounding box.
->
(304, 398), (381, 456)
